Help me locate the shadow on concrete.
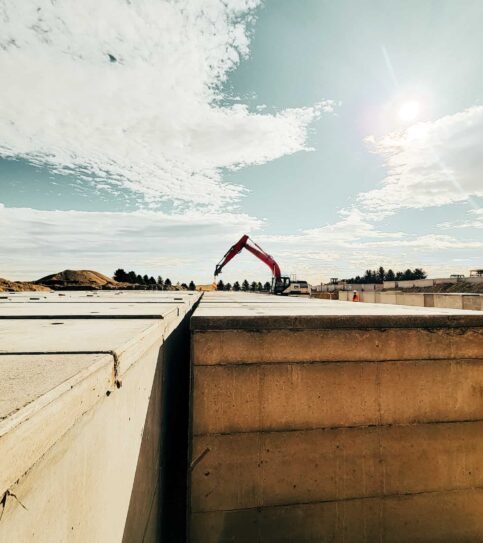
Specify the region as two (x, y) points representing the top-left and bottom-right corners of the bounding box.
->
(122, 311), (193, 543)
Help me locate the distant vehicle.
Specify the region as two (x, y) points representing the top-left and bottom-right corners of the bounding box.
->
(214, 234), (309, 295)
(282, 280), (310, 295)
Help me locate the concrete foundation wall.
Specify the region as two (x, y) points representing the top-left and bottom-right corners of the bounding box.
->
(0, 291), (199, 542)
(341, 291), (482, 311)
(379, 291), (398, 304)
(396, 293), (425, 306)
(189, 294), (483, 542)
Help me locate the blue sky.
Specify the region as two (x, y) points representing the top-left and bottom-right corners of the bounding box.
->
(0, 0), (482, 283)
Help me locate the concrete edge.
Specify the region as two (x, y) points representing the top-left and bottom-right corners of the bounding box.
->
(0, 353), (114, 495)
(0, 316), (184, 497)
(190, 314), (483, 331)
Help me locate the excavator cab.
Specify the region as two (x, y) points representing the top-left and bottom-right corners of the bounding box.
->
(272, 276), (291, 295)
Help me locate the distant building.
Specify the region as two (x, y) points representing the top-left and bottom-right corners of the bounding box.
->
(470, 269), (483, 277)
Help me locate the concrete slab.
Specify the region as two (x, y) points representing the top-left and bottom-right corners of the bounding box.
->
(192, 296), (483, 331)
(0, 351), (113, 494)
(0, 318), (163, 355)
(0, 302), (183, 319)
(0, 290), (200, 542)
(0, 353), (110, 420)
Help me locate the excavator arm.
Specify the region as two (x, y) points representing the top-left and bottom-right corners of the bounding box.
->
(214, 234), (281, 279)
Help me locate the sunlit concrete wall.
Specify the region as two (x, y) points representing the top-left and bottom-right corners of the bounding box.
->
(0, 291), (199, 542)
(338, 290), (482, 310)
(189, 294), (483, 542)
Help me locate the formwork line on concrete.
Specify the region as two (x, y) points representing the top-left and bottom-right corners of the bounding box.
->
(190, 483), (483, 514)
(192, 356), (483, 367)
(192, 416), (483, 437)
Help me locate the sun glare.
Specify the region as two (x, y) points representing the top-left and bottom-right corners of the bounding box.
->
(398, 100), (421, 123)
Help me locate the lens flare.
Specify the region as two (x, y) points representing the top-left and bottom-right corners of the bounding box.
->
(398, 100), (420, 122)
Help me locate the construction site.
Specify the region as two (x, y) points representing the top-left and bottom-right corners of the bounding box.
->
(1, 282), (482, 542)
(2, 0), (483, 540)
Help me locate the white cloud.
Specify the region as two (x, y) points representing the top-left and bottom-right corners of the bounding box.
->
(360, 106), (483, 212)
(0, 0), (326, 208)
(0, 203), (262, 280)
(439, 208), (483, 229)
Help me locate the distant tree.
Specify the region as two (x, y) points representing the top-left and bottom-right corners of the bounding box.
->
(128, 271), (137, 283)
(385, 269), (395, 281)
(136, 274), (144, 284)
(142, 274), (149, 284)
(402, 268), (412, 280)
(250, 281), (257, 292)
(345, 266), (426, 285)
(113, 268), (128, 282)
(241, 279), (249, 291)
(181, 282), (188, 290)
(217, 279), (225, 291)
(188, 280), (196, 291)
(164, 278), (172, 289)
(256, 281), (263, 292)
(413, 268), (427, 279)
(263, 281), (271, 292)
(233, 281), (240, 291)
(148, 276), (156, 285)
(157, 276), (164, 289)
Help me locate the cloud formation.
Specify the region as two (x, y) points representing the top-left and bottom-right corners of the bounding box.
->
(0, 203), (262, 279)
(0, 0), (326, 207)
(360, 106), (483, 212)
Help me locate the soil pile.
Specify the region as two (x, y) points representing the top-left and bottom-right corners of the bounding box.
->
(0, 278), (51, 292)
(36, 269), (125, 290)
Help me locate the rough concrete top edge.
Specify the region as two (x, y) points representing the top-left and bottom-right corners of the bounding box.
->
(190, 314), (483, 331)
(0, 314), (170, 320)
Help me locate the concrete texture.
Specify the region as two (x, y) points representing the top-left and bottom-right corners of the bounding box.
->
(191, 422), (483, 511)
(189, 292), (483, 542)
(191, 489), (483, 543)
(0, 291), (200, 542)
(337, 290), (482, 311)
(192, 359), (483, 435)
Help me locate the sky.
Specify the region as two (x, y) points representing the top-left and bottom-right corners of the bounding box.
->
(1, 0), (482, 285)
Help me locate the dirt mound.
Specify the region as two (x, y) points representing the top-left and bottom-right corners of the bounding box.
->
(37, 269), (119, 287)
(0, 278), (51, 292)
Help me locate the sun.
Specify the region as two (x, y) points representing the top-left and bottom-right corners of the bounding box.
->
(398, 100), (421, 123)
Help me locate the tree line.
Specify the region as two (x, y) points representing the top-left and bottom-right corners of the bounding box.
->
(344, 267), (427, 285)
(216, 280), (271, 292)
(113, 269), (196, 290)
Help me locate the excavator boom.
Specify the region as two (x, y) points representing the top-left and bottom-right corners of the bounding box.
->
(214, 234), (281, 279)
(214, 234), (309, 295)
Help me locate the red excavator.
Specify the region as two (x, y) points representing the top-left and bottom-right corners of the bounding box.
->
(214, 234), (309, 295)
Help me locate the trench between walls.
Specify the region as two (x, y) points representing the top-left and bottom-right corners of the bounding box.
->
(122, 295), (202, 543)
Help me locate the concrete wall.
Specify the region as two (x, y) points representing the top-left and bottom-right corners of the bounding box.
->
(189, 294), (483, 542)
(0, 291), (199, 542)
(379, 291), (398, 304)
(339, 291), (481, 311)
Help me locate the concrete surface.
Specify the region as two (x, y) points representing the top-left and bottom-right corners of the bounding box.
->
(339, 290), (482, 310)
(0, 291), (200, 542)
(189, 292), (483, 542)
